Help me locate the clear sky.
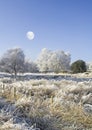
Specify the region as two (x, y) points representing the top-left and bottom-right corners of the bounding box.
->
(0, 0), (92, 63)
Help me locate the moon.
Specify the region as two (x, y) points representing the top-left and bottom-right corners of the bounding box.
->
(26, 31), (34, 40)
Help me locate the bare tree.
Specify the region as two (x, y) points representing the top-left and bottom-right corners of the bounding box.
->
(0, 48), (25, 78)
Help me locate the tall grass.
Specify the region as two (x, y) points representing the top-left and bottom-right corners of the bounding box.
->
(0, 77), (92, 129)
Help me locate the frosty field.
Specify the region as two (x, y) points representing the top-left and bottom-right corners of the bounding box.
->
(0, 73), (92, 130)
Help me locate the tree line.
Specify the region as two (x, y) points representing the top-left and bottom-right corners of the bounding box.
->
(0, 47), (87, 77)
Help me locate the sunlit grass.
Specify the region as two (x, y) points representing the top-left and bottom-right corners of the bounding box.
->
(0, 77), (92, 129)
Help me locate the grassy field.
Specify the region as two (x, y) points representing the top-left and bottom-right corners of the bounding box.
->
(0, 73), (92, 130)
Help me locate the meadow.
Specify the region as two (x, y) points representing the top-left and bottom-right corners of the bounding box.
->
(0, 73), (92, 130)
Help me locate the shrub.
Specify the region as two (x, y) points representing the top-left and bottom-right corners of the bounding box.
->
(71, 60), (87, 73)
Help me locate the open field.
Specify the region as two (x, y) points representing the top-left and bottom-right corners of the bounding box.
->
(0, 73), (92, 130)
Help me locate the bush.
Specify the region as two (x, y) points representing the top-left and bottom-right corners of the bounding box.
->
(71, 60), (87, 73)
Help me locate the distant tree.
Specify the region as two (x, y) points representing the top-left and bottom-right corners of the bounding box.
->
(71, 60), (87, 73)
(49, 51), (71, 73)
(24, 59), (39, 73)
(37, 48), (71, 73)
(0, 48), (25, 78)
(36, 48), (52, 72)
(86, 62), (92, 72)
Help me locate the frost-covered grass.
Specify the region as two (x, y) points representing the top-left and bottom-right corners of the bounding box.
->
(0, 75), (92, 129)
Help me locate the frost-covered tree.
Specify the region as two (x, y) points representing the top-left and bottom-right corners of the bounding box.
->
(86, 62), (92, 72)
(24, 59), (39, 73)
(37, 48), (71, 73)
(36, 48), (52, 72)
(49, 51), (71, 73)
(0, 48), (25, 77)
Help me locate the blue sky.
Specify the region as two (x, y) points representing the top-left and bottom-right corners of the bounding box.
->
(0, 0), (92, 62)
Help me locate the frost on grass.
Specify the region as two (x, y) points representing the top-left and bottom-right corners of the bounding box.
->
(0, 76), (92, 129)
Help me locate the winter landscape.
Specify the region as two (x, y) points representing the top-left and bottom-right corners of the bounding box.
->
(0, 48), (92, 130)
(1, 0), (92, 129)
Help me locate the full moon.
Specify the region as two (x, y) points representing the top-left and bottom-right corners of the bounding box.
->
(26, 31), (35, 40)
